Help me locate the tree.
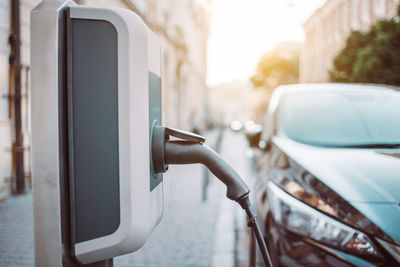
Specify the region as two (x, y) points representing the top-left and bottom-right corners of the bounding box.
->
(330, 6), (400, 85)
(250, 44), (300, 122)
(251, 54), (299, 90)
(329, 31), (373, 82)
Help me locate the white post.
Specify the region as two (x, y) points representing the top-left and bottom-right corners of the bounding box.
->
(31, 1), (72, 266)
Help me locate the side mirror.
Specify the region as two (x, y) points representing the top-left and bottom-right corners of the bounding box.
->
(245, 124), (263, 148)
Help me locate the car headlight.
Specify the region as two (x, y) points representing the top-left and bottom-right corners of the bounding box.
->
(268, 181), (381, 258)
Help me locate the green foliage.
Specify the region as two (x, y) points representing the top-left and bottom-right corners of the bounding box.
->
(329, 31), (372, 82)
(251, 54), (299, 89)
(330, 8), (400, 85)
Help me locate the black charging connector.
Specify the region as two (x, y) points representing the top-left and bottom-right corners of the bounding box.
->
(151, 125), (273, 267)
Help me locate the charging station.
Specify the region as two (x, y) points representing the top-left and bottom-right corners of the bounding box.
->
(66, 6), (163, 263)
(31, 2), (165, 265)
(31, 1), (271, 267)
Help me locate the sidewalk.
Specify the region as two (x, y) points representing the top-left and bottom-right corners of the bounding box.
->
(0, 129), (237, 267)
(0, 193), (34, 267)
(211, 130), (253, 267)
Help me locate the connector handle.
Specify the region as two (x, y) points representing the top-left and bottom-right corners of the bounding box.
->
(151, 125), (206, 174)
(151, 125), (249, 201)
(164, 140), (250, 201)
(165, 127), (206, 143)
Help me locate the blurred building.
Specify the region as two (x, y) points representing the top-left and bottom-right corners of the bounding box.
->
(0, 0), (35, 201)
(0, 0), (211, 201)
(0, 0), (10, 201)
(80, 0), (212, 130)
(300, 0), (400, 83)
(209, 80), (269, 125)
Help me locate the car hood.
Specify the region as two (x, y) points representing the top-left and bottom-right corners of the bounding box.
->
(274, 137), (400, 203)
(274, 137), (400, 244)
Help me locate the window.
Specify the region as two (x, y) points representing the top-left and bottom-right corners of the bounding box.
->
(278, 89), (400, 147)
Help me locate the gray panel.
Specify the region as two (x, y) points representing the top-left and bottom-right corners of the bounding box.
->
(149, 72), (163, 190)
(68, 18), (120, 243)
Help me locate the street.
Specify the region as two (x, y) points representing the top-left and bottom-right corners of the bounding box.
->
(0, 129), (253, 267)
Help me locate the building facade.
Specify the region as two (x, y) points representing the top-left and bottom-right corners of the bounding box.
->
(209, 80), (270, 125)
(300, 0), (400, 83)
(0, 0), (11, 202)
(0, 0), (211, 202)
(79, 0), (212, 130)
(0, 0), (38, 201)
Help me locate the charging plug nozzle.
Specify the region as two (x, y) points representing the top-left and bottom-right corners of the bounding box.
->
(151, 126), (249, 201)
(151, 125), (273, 266)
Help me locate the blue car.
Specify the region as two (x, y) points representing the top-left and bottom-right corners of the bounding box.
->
(250, 84), (400, 266)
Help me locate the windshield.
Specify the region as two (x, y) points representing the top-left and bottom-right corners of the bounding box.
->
(277, 89), (400, 147)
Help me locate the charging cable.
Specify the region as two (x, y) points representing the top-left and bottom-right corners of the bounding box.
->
(151, 126), (273, 267)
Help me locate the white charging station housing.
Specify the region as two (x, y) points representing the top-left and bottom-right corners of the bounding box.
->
(67, 6), (163, 264)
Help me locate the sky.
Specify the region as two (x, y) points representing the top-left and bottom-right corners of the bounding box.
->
(207, 0), (326, 86)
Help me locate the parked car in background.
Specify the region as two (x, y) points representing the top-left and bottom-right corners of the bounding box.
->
(249, 84), (400, 266)
(230, 119), (258, 133)
(230, 119), (244, 132)
(244, 121), (263, 147)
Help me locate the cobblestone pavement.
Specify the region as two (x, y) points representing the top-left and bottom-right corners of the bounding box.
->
(0, 193), (34, 267)
(0, 129), (253, 267)
(115, 163), (224, 267)
(0, 131), (250, 267)
(214, 130), (254, 267)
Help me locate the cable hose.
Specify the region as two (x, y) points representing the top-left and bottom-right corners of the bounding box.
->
(250, 217), (273, 267)
(241, 198), (273, 267)
(163, 140), (273, 266)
